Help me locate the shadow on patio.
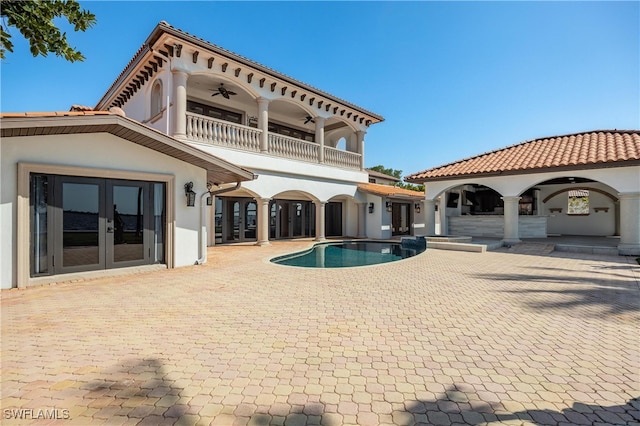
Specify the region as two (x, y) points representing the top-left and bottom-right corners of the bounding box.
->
(398, 384), (639, 425)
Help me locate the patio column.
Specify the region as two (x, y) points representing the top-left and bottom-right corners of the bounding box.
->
(424, 199), (436, 236)
(438, 195), (447, 235)
(357, 202), (367, 238)
(502, 196), (521, 244)
(315, 117), (325, 164)
(256, 197), (271, 246)
(315, 200), (326, 242)
(618, 192), (640, 255)
(257, 97), (269, 153)
(172, 69), (188, 138)
(356, 130), (365, 170)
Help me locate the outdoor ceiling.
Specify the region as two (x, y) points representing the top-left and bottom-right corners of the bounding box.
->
(187, 75), (349, 131)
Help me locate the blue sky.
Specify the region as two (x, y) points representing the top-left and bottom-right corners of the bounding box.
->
(1, 1), (638, 178)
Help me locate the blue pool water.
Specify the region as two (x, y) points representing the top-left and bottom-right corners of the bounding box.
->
(271, 241), (426, 268)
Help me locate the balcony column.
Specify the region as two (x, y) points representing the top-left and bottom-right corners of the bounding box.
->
(502, 196), (521, 244)
(256, 197), (271, 246)
(356, 130), (366, 170)
(172, 69), (189, 138)
(257, 97), (270, 153)
(357, 202), (367, 238)
(314, 200), (327, 242)
(315, 117), (325, 164)
(618, 192), (640, 255)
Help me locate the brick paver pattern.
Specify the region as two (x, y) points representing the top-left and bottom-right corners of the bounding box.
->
(2, 241), (639, 425)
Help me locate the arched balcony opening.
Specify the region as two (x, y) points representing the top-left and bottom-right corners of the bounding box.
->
(180, 74), (363, 170)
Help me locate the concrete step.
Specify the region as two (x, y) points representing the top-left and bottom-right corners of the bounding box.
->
(554, 244), (619, 256)
(505, 242), (556, 255)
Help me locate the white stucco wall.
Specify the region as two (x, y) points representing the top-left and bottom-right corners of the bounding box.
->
(0, 132), (207, 289)
(540, 183), (617, 236)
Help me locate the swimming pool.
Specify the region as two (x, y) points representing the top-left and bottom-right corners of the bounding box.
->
(271, 240), (426, 268)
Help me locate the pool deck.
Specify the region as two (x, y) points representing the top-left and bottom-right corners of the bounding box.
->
(1, 240), (639, 425)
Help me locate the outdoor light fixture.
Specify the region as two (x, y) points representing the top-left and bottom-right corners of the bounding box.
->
(184, 182), (196, 207)
(415, 203), (421, 213)
(368, 202), (374, 214)
(206, 182), (213, 205)
(386, 201), (393, 212)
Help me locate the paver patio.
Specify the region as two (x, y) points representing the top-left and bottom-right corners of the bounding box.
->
(1, 241), (639, 425)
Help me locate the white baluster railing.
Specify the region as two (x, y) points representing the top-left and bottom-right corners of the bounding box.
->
(324, 146), (362, 169)
(185, 112), (361, 169)
(186, 112), (261, 152)
(268, 133), (319, 163)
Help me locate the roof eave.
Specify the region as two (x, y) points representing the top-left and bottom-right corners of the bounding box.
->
(0, 114), (256, 184)
(97, 21), (384, 122)
(406, 160), (640, 183)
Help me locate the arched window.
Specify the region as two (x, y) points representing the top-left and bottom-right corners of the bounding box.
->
(336, 137), (347, 150)
(150, 80), (163, 117)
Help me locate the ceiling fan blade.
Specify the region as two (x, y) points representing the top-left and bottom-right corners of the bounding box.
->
(222, 92), (230, 99)
(211, 92), (220, 96)
(228, 91), (237, 96)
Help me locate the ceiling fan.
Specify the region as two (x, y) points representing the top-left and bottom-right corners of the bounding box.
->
(303, 116), (315, 124)
(210, 83), (237, 99)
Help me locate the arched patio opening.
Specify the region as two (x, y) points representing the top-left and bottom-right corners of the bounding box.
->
(524, 176), (620, 237)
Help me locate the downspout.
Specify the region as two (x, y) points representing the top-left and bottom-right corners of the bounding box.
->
(196, 181), (242, 264)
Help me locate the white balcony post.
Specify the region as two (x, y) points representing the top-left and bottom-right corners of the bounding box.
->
(502, 196), (521, 244)
(315, 117), (325, 164)
(256, 197), (271, 246)
(356, 130), (366, 170)
(315, 200), (327, 241)
(257, 97), (269, 153)
(172, 69), (188, 138)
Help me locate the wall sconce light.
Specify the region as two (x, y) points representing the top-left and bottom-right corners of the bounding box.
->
(414, 203), (421, 213)
(386, 201), (393, 212)
(368, 202), (374, 214)
(206, 196), (213, 206)
(184, 182), (196, 207)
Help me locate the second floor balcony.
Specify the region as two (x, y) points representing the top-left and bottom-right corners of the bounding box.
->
(185, 112), (363, 170)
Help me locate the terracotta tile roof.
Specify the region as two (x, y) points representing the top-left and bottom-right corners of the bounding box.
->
(366, 169), (401, 182)
(358, 183), (424, 199)
(406, 130), (640, 182)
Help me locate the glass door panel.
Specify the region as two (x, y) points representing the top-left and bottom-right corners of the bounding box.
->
(269, 202), (277, 239)
(57, 178), (105, 272)
(292, 202), (303, 237)
(110, 183), (145, 264)
(225, 201), (240, 241)
(280, 203), (290, 238)
(244, 201), (257, 240)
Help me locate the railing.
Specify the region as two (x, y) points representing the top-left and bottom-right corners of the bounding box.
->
(324, 146), (361, 169)
(268, 133), (319, 163)
(185, 113), (362, 169)
(186, 112), (261, 152)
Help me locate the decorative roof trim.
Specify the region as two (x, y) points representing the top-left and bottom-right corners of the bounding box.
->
(95, 21), (384, 123)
